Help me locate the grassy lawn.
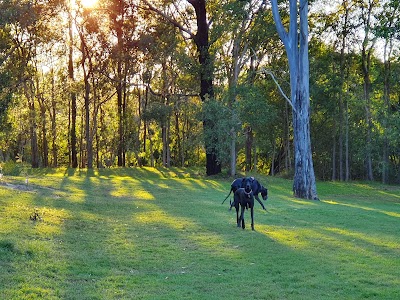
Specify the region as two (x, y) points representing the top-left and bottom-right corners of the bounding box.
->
(0, 168), (399, 299)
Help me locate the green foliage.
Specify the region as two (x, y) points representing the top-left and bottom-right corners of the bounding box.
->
(0, 0), (399, 182)
(142, 101), (172, 125)
(0, 160), (30, 176)
(237, 84), (278, 134)
(0, 168), (399, 299)
(202, 98), (239, 167)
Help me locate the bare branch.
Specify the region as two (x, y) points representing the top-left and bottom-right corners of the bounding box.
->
(260, 68), (296, 113)
(141, 0), (195, 39)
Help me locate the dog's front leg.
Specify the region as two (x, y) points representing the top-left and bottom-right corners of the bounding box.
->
(255, 195), (266, 210)
(240, 205), (246, 229)
(236, 206), (241, 227)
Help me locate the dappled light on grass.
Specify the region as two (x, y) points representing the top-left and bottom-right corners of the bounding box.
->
(135, 203), (195, 231)
(1, 200), (70, 238)
(289, 198), (318, 205)
(135, 202), (243, 259)
(378, 190), (400, 199)
(323, 199), (400, 218)
(1, 170), (399, 299)
(257, 224), (311, 249)
(111, 186), (155, 200)
(323, 227), (399, 253)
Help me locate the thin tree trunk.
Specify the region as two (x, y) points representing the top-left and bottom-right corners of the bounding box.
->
(382, 36), (392, 184)
(360, 0), (376, 181)
(116, 10), (124, 167)
(332, 133), (336, 181)
(23, 81), (39, 168)
(338, 0), (349, 181)
(68, 7), (78, 168)
(29, 99), (39, 168)
(50, 69), (57, 167)
(79, 31), (93, 169)
(39, 97), (49, 167)
(245, 126), (253, 172)
(345, 98), (350, 181)
(271, 140), (276, 176)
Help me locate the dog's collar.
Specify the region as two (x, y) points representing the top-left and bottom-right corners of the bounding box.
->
(244, 189), (252, 198)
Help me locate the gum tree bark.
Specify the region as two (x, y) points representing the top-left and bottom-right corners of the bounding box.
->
(271, 0), (318, 199)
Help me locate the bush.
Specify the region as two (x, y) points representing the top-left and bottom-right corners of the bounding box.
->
(0, 160), (30, 176)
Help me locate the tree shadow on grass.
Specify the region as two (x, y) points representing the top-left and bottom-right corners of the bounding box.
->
(3, 171), (399, 299)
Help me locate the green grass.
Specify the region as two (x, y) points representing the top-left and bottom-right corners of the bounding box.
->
(0, 167), (399, 299)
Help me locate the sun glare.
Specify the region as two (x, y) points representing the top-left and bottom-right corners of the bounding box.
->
(80, 0), (98, 8)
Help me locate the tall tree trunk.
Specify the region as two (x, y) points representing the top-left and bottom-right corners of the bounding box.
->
(29, 100), (39, 168)
(114, 0), (125, 167)
(360, 0), (376, 181)
(271, 0), (318, 200)
(332, 133), (336, 181)
(144, 0), (220, 175)
(80, 32), (93, 169)
(361, 47), (374, 181)
(245, 126), (253, 172)
(50, 68), (57, 167)
(345, 98), (350, 181)
(338, 0), (350, 181)
(189, 0), (220, 175)
(24, 83), (39, 168)
(382, 28), (393, 184)
(39, 97), (49, 167)
(68, 10), (78, 168)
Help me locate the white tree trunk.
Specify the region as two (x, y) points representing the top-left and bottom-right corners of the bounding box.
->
(271, 0), (318, 199)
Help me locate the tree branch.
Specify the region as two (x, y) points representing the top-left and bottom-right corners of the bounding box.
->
(141, 0), (195, 40)
(260, 68), (296, 113)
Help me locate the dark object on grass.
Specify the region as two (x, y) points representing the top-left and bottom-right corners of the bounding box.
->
(221, 177), (268, 210)
(233, 188), (255, 230)
(29, 209), (42, 221)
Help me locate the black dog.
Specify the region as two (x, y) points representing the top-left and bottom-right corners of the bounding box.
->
(233, 188), (255, 230)
(221, 177), (268, 210)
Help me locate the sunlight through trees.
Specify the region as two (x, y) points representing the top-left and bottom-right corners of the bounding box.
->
(0, 0), (399, 186)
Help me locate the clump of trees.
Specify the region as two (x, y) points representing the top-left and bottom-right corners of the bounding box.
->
(0, 0), (399, 185)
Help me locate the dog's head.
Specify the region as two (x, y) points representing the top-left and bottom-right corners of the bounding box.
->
(241, 177), (253, 194)
(260, 186), (268, 200)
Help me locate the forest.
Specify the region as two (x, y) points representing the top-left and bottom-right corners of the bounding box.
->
(0, 0), (399, 183)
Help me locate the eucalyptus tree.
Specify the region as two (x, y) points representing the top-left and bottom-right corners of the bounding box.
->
(271, 0), (318, 199)
(74, 3), (121, 168)
(99, 0), (140, 167)
(313, 0), (359, 181)
(142, 0), (221, 175)
(358, 0), (381, 181)
(66, 0), (78, 168)
(375, 0), (400, 183)
(213, 0), (270, 175)
(0, 0), (63, 167)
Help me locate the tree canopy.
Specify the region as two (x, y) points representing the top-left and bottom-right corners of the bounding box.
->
(0, 0), (399, 185)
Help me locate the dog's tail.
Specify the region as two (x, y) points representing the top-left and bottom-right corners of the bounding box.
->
(221, 189), (233, 204)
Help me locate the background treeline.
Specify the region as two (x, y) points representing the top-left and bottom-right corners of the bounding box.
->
(0, 0), (399, 183)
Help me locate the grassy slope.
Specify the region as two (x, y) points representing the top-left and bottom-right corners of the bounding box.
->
(0, 168), (399, 300)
